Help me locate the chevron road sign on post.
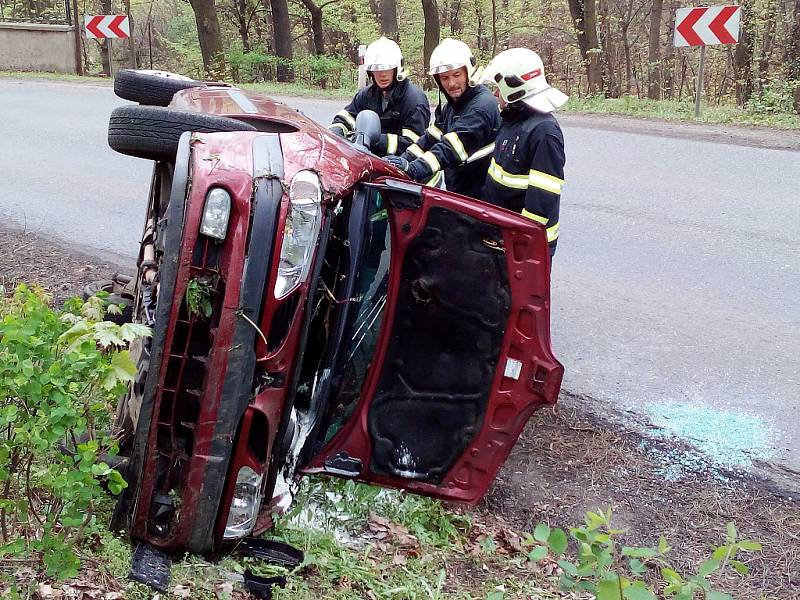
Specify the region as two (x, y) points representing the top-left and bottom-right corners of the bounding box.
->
(84, 15), (130, 39)
(674, 6), (741, 117)
(674, 6), (741, 47)
(84, 15), (130, 78)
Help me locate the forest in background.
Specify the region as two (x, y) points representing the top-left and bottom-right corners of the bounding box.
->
(2, 0), (800, 112)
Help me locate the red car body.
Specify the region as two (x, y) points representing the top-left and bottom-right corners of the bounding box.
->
(110, 83), (563, 554)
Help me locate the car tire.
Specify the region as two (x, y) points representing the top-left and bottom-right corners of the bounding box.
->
(114, 69), (205, 106)
(82, 279), (135, 325)
(108, 106), (257, 161)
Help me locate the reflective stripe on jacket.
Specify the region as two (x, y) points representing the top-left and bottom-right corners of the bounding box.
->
(482, 104), (565, 254)
(330, 78), (430, 156)
(401, 85), (500, 199)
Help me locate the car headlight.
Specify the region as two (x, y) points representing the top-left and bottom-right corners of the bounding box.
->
(274, 170), (323, 298)
(200, 187), (231, 240)
(223, 466), (263, 539)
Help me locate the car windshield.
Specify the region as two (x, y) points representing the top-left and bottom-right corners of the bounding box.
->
(322, 188), (391, 443)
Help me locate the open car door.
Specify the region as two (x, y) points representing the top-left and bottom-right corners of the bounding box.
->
(302, 179), (563, 504)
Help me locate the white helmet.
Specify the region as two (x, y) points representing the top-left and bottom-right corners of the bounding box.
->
(482, 48), (568, 113)
(428, 38), (481, 85)
(364, 37), (407, 81)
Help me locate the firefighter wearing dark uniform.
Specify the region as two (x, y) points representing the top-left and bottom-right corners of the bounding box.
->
(482, 48), (568, 256)
(385, 38), (499, 198)
(329, 37), (430, 157)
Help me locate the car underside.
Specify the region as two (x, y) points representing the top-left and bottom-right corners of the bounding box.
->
(105, 73), (563, 560)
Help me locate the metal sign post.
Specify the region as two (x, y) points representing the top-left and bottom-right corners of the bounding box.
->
(694, 44), (706, 117)
(674, 5), (741, 118)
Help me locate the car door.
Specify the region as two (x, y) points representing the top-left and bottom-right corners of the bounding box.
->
(301, 179), (563, 504)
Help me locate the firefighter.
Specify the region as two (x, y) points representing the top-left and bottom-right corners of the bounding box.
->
(329, 37), (430, 157)
(385, 38), (499, 198)
(481, 48), (568, 256)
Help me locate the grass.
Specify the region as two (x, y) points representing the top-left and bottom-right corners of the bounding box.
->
(562, 94), (800, 128)
(4, 69), (799, 129)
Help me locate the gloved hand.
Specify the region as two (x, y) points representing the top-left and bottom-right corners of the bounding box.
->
(385, 155), (410, 172)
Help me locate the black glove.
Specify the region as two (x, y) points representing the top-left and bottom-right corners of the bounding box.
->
(385, 155), (410, 172)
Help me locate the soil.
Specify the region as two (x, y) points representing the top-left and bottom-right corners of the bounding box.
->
(2, 225), (798, 599)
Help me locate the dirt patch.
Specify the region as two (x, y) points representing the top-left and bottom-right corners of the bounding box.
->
(483, 393), (800, 599)
(0, 225), (129, 306)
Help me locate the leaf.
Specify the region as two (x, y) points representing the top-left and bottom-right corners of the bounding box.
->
(93, 322), (125, 348)
(102, 350), (137, 390)
(548, 528), (568, 554)
(697, 558), (721, 578)
(558, 560), (578, 576)
(729, 559), (749, 575)
(628, 559), (647, 576)
(660, 568), (684, 585)
(726, 522), (737, 541)
(596, 580), (622, 600)
(527, 546), (548, 562)
(707, 592), (734, 600)
(534, 523), (551, 543)
(622, 547), (659, 559)
(623, 587), (657, 600)
(120, 322), (152, 342)
(737, 540), (762, 551)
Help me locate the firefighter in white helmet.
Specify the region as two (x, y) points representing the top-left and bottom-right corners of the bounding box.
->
(330, 37), (430, 156)
(385, 38), (499, 198)
(481, 48), (568, 257)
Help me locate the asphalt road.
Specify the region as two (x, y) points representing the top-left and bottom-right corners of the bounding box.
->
(1, 79), (798, 491)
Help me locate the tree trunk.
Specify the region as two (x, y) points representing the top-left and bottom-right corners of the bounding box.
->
(100, 0), (112, 75)
(597, 0), (618, 97)
(789, 0), (800, 112)
(756, 7), (777, 88)
(379, 0), (398, 39)
(490, 0), (497, 54)
(567, 0), (604, 94)
(188, 0), (225, 76)
(269, 0), (294, 81)
(449, 0), (462, 34)
(299, 0), (325, 54)
(733, 0), (754, 105)
(235, 0), (251, 52)
(647, 0), (663, 99)
(422, 0), (440, 80)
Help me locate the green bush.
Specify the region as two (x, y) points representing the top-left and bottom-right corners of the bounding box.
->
(746, 80), (798, 114)
(0, 285), (149, 581)
(227, 45), (351, 89)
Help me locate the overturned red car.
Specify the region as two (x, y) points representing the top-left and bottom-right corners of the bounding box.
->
(106, 69), (563, 557)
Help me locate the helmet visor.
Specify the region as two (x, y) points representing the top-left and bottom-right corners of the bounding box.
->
(429, 62), (467, 75)
(365, 63), (397, 72)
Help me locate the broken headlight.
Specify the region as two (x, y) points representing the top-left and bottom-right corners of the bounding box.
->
(200, 187), (232, 240)
(223, 466), (263, 539)
(274, 170), (322, 298)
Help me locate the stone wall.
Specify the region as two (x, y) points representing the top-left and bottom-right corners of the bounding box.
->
(0, 22), (77, 73)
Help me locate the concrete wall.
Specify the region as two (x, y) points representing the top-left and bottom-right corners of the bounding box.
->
(0, 22), (77, 73)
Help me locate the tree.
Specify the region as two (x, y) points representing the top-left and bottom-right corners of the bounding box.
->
(567, 0), (604, 93)
(422, 0), (440, 76)
(647, 0), (664, 99)
(380, 0), (399, 39)
(733, 0), (754, 105)
(188, 0), (226, 75)
(790, 0), (800, 111)
(268, 0), (294, 81)
(299, 0), (326, 54)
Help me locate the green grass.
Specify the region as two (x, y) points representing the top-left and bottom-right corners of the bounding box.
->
(5, 69), (797, 129)
(562, 94), (800, 129)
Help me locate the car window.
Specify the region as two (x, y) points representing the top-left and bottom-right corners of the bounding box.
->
(323, 188), (390, 443)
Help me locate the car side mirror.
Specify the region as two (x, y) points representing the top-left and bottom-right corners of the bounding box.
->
(353, 110), (381, 151)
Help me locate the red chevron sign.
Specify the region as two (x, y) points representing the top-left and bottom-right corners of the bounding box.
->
(84, 15), (130, 39)
(674, 6), (741, 47)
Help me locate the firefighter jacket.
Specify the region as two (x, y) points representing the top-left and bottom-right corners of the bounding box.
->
(482, 103), (565, 254)
(330, 78), (430, 156)
(400, 84), (500, 199)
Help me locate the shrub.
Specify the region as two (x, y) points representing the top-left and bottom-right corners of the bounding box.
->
(0, 285), (150, 580)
